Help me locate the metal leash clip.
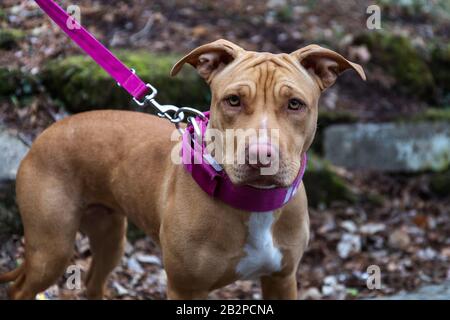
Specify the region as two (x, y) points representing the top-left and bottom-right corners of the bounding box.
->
(174, 107), (207, 136)
(133, 81), (206, 137)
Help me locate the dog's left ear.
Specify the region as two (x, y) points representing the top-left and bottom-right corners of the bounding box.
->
(170, 39), (244, 83)
(291, 44), (366, 91)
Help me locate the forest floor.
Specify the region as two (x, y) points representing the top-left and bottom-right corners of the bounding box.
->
(1, 169), (450, 300)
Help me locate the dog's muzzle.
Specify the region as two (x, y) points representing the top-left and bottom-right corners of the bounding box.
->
(181, 112), (308, 212)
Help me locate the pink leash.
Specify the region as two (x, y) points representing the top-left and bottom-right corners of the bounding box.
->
(35, 0), (308, 212)
(34, 0), (198, 123)
(34, 0), (149, 101)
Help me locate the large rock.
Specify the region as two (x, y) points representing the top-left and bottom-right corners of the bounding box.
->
(0, 126), (29, 181)
(311, 111), (358, 155)
(0, 126), (28, 235)
(324, 122), (450, 172)
(379, 281), (450, 300)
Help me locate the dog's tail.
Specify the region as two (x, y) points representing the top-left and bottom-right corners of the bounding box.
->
(0, 263), (24, 284)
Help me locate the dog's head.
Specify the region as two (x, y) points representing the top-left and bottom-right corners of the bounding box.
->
(172, 39), (365, 188)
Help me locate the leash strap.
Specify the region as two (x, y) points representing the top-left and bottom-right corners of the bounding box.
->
(35, 0), (205, 128)
(35, 0), (149, 100)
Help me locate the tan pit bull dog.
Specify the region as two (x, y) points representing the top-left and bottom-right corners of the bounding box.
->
(0, 39), (365, 300)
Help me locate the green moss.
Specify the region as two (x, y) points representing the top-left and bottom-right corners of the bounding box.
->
(430, 171), (450, 197)
(354, 31), (434, 99)
(0, 9), (6, 22)
(0, 68), (19, 95)
(312, 110), (358, 155)
(0, 28), (25, 50)
(409, 108), (450, 122)
(318, 110), (358, 124)
(303, 154), (356, 208)
(379, 0), (450, 20)
(42, 51), (210, 113)
(276, 5), (294, 23)
(0, 68), (39, 98)
(429, 44), (450, 105)
(364, 192), (385, 206)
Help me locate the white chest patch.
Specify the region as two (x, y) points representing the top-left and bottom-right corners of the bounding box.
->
(236, 212), (282, 280)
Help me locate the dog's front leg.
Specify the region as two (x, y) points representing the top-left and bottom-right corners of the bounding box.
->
(260, 273), (298, 300)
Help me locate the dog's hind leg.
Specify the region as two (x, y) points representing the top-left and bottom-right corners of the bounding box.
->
(8, 156), (83, 300)
(10, 167), (81, 300)
(80, 208), (127, 300)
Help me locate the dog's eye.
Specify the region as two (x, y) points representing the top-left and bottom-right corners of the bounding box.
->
(287, 98), (306, 111)
(226, 95), (241, 107)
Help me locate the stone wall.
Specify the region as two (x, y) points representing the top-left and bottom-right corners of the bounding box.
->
(324, 122), (450, 172)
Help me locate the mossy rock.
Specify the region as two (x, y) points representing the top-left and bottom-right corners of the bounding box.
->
(0, 9), (6, 22)
(276, 5), (294, 23)
(0, 68), (39, 98)
(429, 44), (450, 105)
(0, 28), (25, 50)
(430, 170), (450, 198)
(0, 68), (20, 96)
(409, 107), (450, 122)
(379, 0), (450, 20)
(312, 110), (358, 155)
(42, 51), (210, 113)
(303, 154), (356, 208)
(354, 31), (434, 99)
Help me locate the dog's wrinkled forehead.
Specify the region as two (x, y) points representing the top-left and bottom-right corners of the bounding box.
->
(215, 52), (317, 100)
(228, 52), (303, 73)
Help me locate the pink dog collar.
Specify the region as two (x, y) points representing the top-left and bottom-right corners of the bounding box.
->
(182, 112), (308, 212)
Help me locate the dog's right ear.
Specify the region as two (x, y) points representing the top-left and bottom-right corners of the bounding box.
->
(290, 44), (366, 91)
(170, 39), (244, 83)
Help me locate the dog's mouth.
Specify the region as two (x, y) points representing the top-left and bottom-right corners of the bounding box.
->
(225, 161), (300, 188)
